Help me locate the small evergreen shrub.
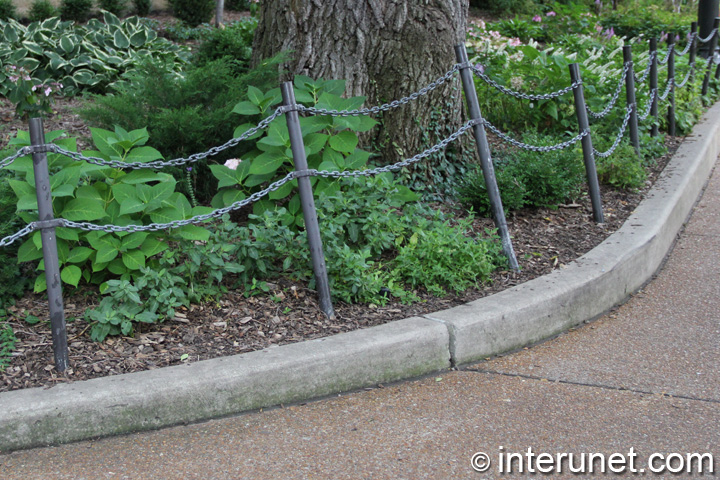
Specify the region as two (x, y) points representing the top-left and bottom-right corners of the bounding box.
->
(0, 0), (16, 21)
(170, 0), (214, 27)
(97, 0), (127, 16)
(133, 0), (151, 15)
(193, 17), (257, 74)
(28, 0), (58, 21)
(60, 0), (93, 22)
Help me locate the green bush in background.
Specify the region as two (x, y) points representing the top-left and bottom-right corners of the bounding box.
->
(132, 0), (151, 15)
(60, 0), (93, 22)
(0, 0), (16, 20)
(170, 0), (214, 27)
(97, 0), (127, 17)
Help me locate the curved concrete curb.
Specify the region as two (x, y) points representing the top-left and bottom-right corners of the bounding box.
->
(2, 103), (720, 452)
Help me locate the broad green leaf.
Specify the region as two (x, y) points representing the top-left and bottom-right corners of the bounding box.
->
(107, 258), (128, 275)
(87, 232), (120, 252)
(344, 149), (372, 169)
(129, 30), (147, 47)
(17, 193), (38, 211)
(174, 194), (192, 219)
(55, 227), (79, 242)
(247, 85), (264, 106)
(209, 164), (242, 188)
(119, 170), (169, 184)
(121, 250), (146, 270)
(249, 151), (288, 175)
(61, 199), (107, 221)
(51, 184), (75, 198)
(96, 247), (119, 264)
(232, 101), (260, 116)
(17, 239), (42, 263)
(299, 115), (332, 135)
(125, 146), (163, 163)
(233, 123), (264, 140)
(136, 180), (175, 207)
(59, 36), (74, 54)
(221, 189), (246, 206)
(113, 30), (130, 49)
(149, 206), (183, 224)
(34, 274), (47, 293)
(75, 185), (104, 202)
(268, 180), (295, 200)
(258, 121), (290, 147)
(328, 131), (358, 153)
(61, 265), (82, 287)
(304, 133), (328, 156)
(66, 247), (93, 264)
(177, 225), (210, 241)
(119, 197), (145, 216)
(120, 232), (148, 250)
(139, 236), (168, 257)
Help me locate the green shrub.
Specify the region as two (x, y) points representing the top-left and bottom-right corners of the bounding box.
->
(78, 56), (283, 203)
(97, 0), (127, 16)
(0, 321), (16, 372)
(28, 0), (58, 21)
(0, 169), (30, 305)
(459, 134), (585, 215)
(595, 142), (647, 191)
(470, 0), (535, 15)
(225, 0), (249, 11)
(133, 0), (151, 15)
(193, 17), (258, 74)
(0, 0), (16, 20)
(60, 0), (93, 22)
(170, 0), (214, 27)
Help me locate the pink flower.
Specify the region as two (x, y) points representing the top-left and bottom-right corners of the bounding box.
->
(44, 87), (52, 96)
(31, 85), (37, 91)
(533, 15), (542, 22)
(475, 63), (485, 73)
(224, 159), (242, 170)
(546, 11), (556, 16)
(509, 38), (522, 47)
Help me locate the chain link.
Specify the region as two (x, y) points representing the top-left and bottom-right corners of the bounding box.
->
(697, 28), (718, 44)
(587, 62), (630, 119)
(638, 89), (657, 121)
(674, 33), (696, 56)
(658, 76), (674, 101)
(298, 65), (460, 118)
(0, 146), (35, 170)
(0, 223), (36, 248)
(483, 120), (588, 151)
(593, 105), (634, 158)
(657, 44), (674, 65)
(49, 108), (285, 170)
(674, 61), (697, 89)
(634, 51), (656, 84)
(472, 65), (581, 101)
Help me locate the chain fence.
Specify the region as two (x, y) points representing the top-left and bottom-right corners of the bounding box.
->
(635, 51), (656, 84)
(471, 65), (582, 100)
(697, 28), (718, 44)
(675, 33), (696, 56)
(587, 62), (630, 119)
(593, 105), (635, 158)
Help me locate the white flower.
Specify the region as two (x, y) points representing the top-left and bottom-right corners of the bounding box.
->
(224, 158), (242, 170)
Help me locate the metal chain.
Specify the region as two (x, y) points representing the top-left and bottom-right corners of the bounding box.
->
(658, 76), (674, 101)
(298, 65), (460, 118)
(471, 65), (581, 101)
(634, 51), (656, 84)
(49, 108), (285, 170)
(697, 28), (718, 44)
(657, 44), (674, 65)
(674, 61), (697, 89)
(593, 105), (634, 158)
(6, 120), (476, 238)
(638, 89), (657, 121)
(483, 120), (589, 151)
(0, 223), (36, 248)
(0, 147), (34, 170)
(587, 62), (630, 119)
(674, 33), (696, 56)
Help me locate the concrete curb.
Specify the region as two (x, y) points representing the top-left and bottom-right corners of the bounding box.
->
(1, 103), (719, 452)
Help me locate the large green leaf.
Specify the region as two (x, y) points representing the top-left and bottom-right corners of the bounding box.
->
(177, 225), (210, 241)
(66, 247), (94, 264)
(61, 198), (107, 221)
(61, 265), (82, 287)
(125, 146), (163, 163)
(232, 101), (260, 116)
(113, 30), (130, 49)
(121, 250), (146, 270)
(120, 232), (148, 250)
(17, 239), (42, 263)
(139, 236), (168, 257)
(328, 131), (358, 153)
(249, 151), (288, 175)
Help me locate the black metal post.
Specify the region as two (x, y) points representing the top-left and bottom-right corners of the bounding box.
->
(454, 44), (519, 271)
(623, 46), (640, 156)
(28, 118), (68, 373)
(702, 18), (720, 96)
(650, 38), (659, 137)
(281, 83), (335, 318)
(569, 63), (604, 224)
(667, 36), (676, 137)
(699, 0), (720, 58)
(690, 22), (698, 83)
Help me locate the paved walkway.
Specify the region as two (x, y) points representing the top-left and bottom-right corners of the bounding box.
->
(1, 166), (719, 479)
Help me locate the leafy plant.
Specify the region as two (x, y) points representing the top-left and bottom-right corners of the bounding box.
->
(98, 0), (127, 16)
(132, 0), (151, 15)
(0, 13), (190, 99)
(0, 321), (16, 372)
(0, 169), (30, 305)
(60, 0), (93, 22)
(0, 0), (16, 21)
(28, 0), (58, 22)
(7, 127), (211, 293)
(193, 17), (258, 74)
(3, 64), (63, 119)
(78, 55), (283, 202)
(170, 0), (214, 27)
(594, 141), (647, 190)
(213, 76), (378, 223)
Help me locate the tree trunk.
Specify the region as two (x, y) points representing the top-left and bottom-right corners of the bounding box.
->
(252, 0), (469, 169)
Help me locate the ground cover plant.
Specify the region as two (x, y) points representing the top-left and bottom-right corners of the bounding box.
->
(1, 1), (719, 386)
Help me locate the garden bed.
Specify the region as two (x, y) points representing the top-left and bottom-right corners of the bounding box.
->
(0, 93), (681, 391)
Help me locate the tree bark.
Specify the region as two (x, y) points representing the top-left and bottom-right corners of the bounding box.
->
(252, 0), (469, 167)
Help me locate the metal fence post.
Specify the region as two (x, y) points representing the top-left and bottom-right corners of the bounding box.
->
(690, 22), (698, 84)
(28, 118), (68, 372)
(702, 17), (719, 97)
(569, 63), (604, 224)
(623, 46), (640, 156)
(650, 38), (659, 137)
(667, 36), (676, 137)
(454, 44), (519, 271)
(280, 82), (335, 318)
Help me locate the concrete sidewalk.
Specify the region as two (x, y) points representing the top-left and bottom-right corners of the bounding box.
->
(1, 161), (719, 478)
